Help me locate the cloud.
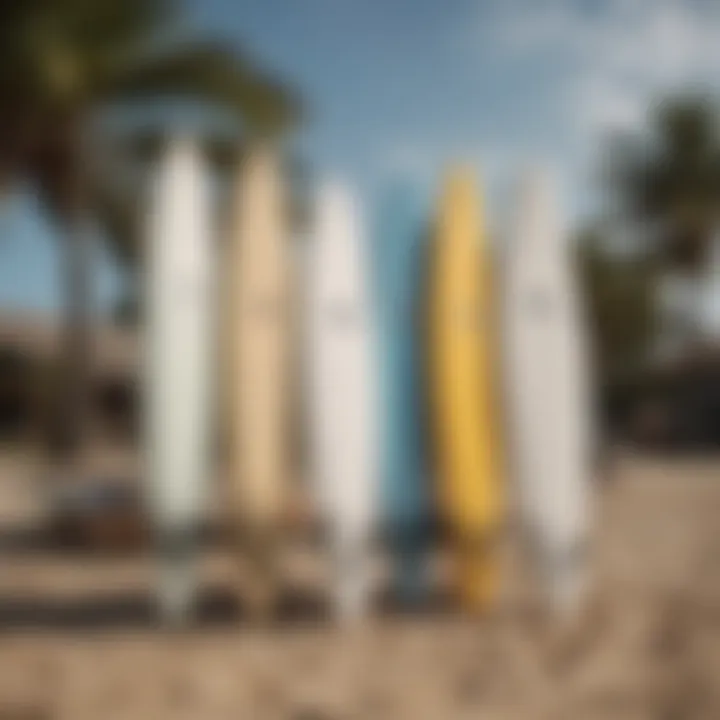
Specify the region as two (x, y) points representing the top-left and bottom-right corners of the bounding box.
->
(488, 0), (720, 76)
(466, 0), (720, 137)
(375, 0), (720, 222)
(449, 0), (720, 223)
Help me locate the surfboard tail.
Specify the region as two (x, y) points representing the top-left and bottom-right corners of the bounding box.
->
(455, 551), (498, 612)
(451, 528), (502, 612)
(333, 534), (374, 622)
(156, 525), (199, 625)
(394, 548), (429, 606)
(157, 559), (196, 625)
(240, 522), (283, 620)
(386, 522), (432, 605)
(544, 535), (590, 615)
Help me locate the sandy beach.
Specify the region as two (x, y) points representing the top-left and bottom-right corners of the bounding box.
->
(0, 452), (718, 719)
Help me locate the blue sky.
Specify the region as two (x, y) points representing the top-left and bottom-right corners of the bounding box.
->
(192, 0), (720, 207)
(3, 0), (720, 313)
(193, 0), (576, 205)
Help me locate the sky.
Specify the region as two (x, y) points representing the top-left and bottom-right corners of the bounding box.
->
(3, 0), (720, 313)
(192, 0), (720, 208)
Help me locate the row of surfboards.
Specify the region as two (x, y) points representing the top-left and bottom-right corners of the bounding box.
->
(147, 138), (592, 624)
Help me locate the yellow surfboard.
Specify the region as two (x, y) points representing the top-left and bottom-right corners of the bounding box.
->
(428, 167), (503, 611)
(226, 146), (290, 615)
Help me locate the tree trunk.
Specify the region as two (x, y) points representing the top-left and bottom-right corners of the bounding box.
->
(44, 169), (92, 464)
(34, 114), (96, 469)
(50, 216), (94, 464)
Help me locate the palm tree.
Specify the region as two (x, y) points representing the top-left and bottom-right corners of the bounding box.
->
(609, 96), (720, 270)
(0, 0), (299, 462)
(577, 228), (658, 380)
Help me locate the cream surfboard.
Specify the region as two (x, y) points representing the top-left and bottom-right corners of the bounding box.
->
(146, 137), (213, 623)
(502, 170), (592, 612)
(428, 167), (504, 612)
(305, 181), (378, 621)
(227, 147), (290, 616)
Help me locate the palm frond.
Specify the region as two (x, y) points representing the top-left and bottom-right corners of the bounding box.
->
(607, 96), (720, 270)
(103, 42), (301, 135)
(85, 126), (246, 267)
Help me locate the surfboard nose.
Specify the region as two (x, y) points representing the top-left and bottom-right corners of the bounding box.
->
(437, 166), (481, 228)
(315, 180), (359, 244)
(163, 135), (202, 173)
(513, 168), (564, 250)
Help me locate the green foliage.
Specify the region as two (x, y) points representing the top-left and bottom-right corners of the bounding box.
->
(577, 228), (659, 380)
(0, 0), (301, 456)
(0, 0), (300, 222)
(608, 95), (720, 270)
(0, 0), (298, 126)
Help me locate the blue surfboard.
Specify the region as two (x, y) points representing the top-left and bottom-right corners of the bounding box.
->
(372, 186), (433, 605)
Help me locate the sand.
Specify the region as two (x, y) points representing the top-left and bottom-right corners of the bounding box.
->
(0, 452), (719, 719)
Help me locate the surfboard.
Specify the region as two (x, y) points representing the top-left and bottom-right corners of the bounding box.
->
(146, 137), (213, 623)
(428, 167), (503, 611)
(502, 170), (592, 612)
(372, 186), (433, 605)
(305, 181), (378, 620)
(227, 146), (290, 616)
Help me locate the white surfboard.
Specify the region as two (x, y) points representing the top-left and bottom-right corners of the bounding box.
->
(502, 170), (592, 612)
(145, 137), (213, 623)
(305, 181), (378, 621)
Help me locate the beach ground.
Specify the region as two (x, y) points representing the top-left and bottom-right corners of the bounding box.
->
(0, 451), (719, 719)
